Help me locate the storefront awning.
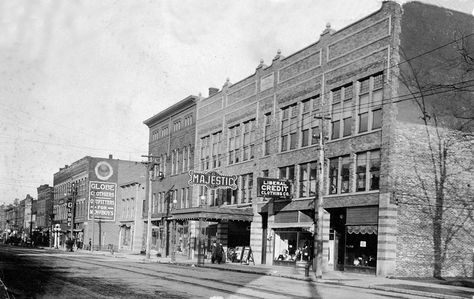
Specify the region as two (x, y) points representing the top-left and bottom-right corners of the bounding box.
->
(171, 206), (253, 222)
(347, 225), (378, 235)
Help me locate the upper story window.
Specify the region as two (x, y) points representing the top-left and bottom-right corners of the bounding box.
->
(241, 173), (254, 204)
(281, 104), (298, 152)
(356, 150), (381, 192)
(329, 155), (351, 195)
(242, 119), (256, 161)
(358, 73), (383, 133)
(173, 120), (181, 132)
(299, 161), (317, 197)
(152, 130), (159, 141)
(264, 113), (272, 156)
(331, 84), (353, 140)
(161, 126), (169, 138)
(200, 136), (210, 170)
(184, 114), (193, 127)
(301, 100), (311, 147)
(211, 131), (223, 168)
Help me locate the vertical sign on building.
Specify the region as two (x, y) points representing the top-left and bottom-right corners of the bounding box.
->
(67, 201), (73, 226)
(88, 159), (118, 221)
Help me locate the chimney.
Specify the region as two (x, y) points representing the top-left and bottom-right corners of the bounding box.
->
(109, 154), (113, 159)
(208, 87), (219, 97)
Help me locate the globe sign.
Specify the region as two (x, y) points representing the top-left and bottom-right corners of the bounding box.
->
(94, 161), (114, 181)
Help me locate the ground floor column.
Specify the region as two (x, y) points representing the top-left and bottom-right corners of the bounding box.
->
(377, 192), (398, 276)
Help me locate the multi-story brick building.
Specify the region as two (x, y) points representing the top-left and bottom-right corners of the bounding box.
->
(185, 1), (473, 277)
(143, 95), (198, 258)
(116, 165), (147, 254)
(53, 155), (144, 251)
(36, 184), (54, 245)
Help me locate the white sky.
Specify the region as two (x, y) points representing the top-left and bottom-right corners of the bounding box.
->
(1, 0), (472, 204)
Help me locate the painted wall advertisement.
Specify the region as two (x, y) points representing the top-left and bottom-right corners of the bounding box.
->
(88, 159), (118, 221)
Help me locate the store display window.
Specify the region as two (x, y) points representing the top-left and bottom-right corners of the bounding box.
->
(345, 225), (377, 268)
(273, 230), (313, 265)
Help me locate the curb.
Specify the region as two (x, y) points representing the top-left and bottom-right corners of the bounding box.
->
(369, 285), (467, 299)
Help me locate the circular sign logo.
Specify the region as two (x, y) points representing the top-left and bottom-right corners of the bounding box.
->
(95, 161), (114, 181)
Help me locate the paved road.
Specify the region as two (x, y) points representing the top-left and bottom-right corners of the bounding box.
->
(0, 246), (425, 298)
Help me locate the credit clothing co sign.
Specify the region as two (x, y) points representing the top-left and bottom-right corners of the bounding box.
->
(89, 181), (116, 221)
(257, 177), (291, 199)
(188, 170), (238, 190)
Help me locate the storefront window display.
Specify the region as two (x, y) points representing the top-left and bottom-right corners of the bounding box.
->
(273, 230), (313, 265)
(345, 225), (377, 269)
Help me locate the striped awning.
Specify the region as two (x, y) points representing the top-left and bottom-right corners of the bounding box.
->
(172, 206), (253, 222)
(347, 225), (378, 235)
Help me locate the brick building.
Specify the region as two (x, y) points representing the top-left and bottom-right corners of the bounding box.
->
(143, 95), (198, 258)
(116, 165), (147, 254)
(182, 1), (473, 277)
(53, 155), (144, 251)
(36, 184), (54, 245)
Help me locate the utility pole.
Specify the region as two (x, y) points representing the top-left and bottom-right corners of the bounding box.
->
(314, 114), (330, 278)
(142, 155), (162, 260)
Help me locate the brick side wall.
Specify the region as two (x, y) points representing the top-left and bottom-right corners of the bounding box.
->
(392, 122), (474, 277)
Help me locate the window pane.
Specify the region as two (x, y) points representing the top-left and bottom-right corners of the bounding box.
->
(372, 109), (382, 130)
(301, 129), (309, 147)
(369, 150), (381, 191)
(309, 162), (317, 196)
(311, 126), (320, 145)
(299, 164), (308, 197)
(281, 135), (288, 152)
(341, 156), (350, 193)
(279, 168), (286, 179)
(329, 158), (339, 194)
(290, 132), (298, 149)
(288, 165), (295, 181)
(356, 153), (367, 192)
(343, 117), (352, 137)
(331, 120), (340, 139)
(359, 113), (368, 133)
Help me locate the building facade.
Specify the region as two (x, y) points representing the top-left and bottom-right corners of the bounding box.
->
(143, 95), (198, 258)
(53, 155), (144, 251)
(116, 165), (147, 254)
(177, 1), (473, 277)
(36, 184), (54, 245)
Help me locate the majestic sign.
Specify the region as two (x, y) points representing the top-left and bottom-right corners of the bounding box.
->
(257, 177), (291, 199)
(188, 170), (238, 190)
(88, 181), (116, 221)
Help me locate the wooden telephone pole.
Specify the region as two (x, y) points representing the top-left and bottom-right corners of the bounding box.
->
(142, 155), (163, 259)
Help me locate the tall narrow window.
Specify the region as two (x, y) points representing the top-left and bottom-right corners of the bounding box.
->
(298, 162), (317, 198)
(329, 158), (339, 195)
(281, 107), (290, 152)
(356, 153), (367, 192)
(358, 73), (384, 133)
(331, 89), (342, 140)
(341, 156), (350, 193)
(301, 99), (311, 147)
(264, 113), (272, 155)
(200, 136), (210, 170)
(242, 120), (255, 161)
(212, 131), (222, 168)
(289, 105), (298, 150)
(369, 150), (381, 190)
(235, 125), (241, 163)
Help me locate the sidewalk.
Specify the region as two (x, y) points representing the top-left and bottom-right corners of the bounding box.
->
(65, 248), (474, 299)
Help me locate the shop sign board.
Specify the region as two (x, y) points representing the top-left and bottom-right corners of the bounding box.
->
(257, 177), (291, 199)
(188, 170), (238, 190)
(88, 181), (116, 221)
(66, 201), (73, 226)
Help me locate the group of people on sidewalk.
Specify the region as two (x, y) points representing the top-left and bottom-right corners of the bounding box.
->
(210, 241), (225, 264)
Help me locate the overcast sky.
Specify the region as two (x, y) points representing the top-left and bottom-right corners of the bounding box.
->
(0, 0), (472, 204)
